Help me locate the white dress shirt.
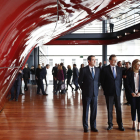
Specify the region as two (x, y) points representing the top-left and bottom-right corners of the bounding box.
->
(89, 65), (95, 75)
(110, 65), (117, 77)
(109, 19), (113, 24)
(134, 72), (139, 94)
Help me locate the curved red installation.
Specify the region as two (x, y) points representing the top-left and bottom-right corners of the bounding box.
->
(0, 0), (138, 110)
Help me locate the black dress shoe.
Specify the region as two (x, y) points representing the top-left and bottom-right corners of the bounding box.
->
(91, 128), (98, 132)
(84, 129), (88, 133)
(43, 93), (48, 95)
(9, 98), (14, 101)
(132, 127), (136, 130)
(119, 126), (125, 131)
(137, 129), (140, 132)
(15, 99), (18, 102)
(107, 125), (113, 130)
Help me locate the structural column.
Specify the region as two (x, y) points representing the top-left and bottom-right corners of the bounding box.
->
(34, 47), (39, 70)
(27, 47), (39, 69)
(102, 20), (107, 66)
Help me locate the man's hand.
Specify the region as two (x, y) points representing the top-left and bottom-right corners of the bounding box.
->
(136, 93), (140, 97)
(132, 93), (136, 97)
(19, 70), (22, 73)
(123, 75), (127, 78)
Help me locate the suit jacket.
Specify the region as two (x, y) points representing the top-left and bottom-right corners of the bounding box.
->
(67, 69), (72, 79)
(73, 67), (79, 82)
(23, 68), (30, 79)
(62, 66), (66, 79)
(78, 66), (100, 97)
(52, 66), (58, 77)
(35, 68), (41, 79)
(15, 71), (23, 86)
(40, 67), (47, 79)
(126, 70), (140, 95)
(122, 67), (131, 88)
(101, 65), (122, 96)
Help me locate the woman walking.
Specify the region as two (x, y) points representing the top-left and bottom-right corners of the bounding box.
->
(66, 65), (74, 91)
(55, 65), (64, 94)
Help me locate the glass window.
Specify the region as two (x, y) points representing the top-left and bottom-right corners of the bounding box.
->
(108, 40), (140, 55)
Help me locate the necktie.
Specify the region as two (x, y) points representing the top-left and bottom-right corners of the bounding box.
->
(113, 67), (116, 79)
(91, 68), (94, 79)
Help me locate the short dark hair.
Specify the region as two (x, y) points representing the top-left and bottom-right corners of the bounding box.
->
(87, 55), (95, 61)
(46, 64), (50, 67)
(109, 54), (116, 60)
(73, 64), (76, 67)
(60, 63), (63, 66)
(117, 61), (121, 65)
(126, 62), (131, 65)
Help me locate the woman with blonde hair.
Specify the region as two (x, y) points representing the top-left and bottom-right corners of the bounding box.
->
(126, 59), (140, 131)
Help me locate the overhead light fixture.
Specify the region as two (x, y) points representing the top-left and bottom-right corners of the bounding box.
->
(125, 33), (130, 35)
(133, 29), (139, 32)
(117, 35), (122, 39)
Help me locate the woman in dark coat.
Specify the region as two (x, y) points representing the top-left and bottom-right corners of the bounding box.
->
(126, 59), (140, 131)
(66, 65), (74, 91)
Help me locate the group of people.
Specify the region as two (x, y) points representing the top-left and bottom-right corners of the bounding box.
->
(9, 54), (140, 133)
(9, 63), (50, 101)
(78, 54), (140, 133)
(52, 63), (82, 94)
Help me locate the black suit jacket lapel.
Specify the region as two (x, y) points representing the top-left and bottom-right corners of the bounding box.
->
(139, 70), (140, 91)
(116, 66), (119, 79)
(94, 67), (97, 79)
(87, 66), (94, 80)
(132, 71), (135, 91)
(108, 65), (114, 79)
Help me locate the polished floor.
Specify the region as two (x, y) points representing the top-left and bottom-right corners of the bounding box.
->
(0, 84), (140, 140)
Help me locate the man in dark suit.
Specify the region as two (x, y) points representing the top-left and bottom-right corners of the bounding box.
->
(39, 65), (50, 95)
(52, 64), (58, 92)
(42, 63), (47, 85)
(101, 54), (125, 131)
(122, 62), (131, 105)
(73, 64), (79, 91)
(23, 64), (30, 91)
(9, 70), (23, 101)
(98, 62), (102, 70)
(78, 55), (100, 133)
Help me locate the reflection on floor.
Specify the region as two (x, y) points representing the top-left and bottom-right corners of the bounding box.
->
(0, 85), (140, 140)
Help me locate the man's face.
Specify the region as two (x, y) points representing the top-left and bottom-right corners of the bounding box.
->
(109, 57), (117, 66)
(118, 62), (122, 67)
(88, 57), (96, 67)
(126, 63), (130, 69)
